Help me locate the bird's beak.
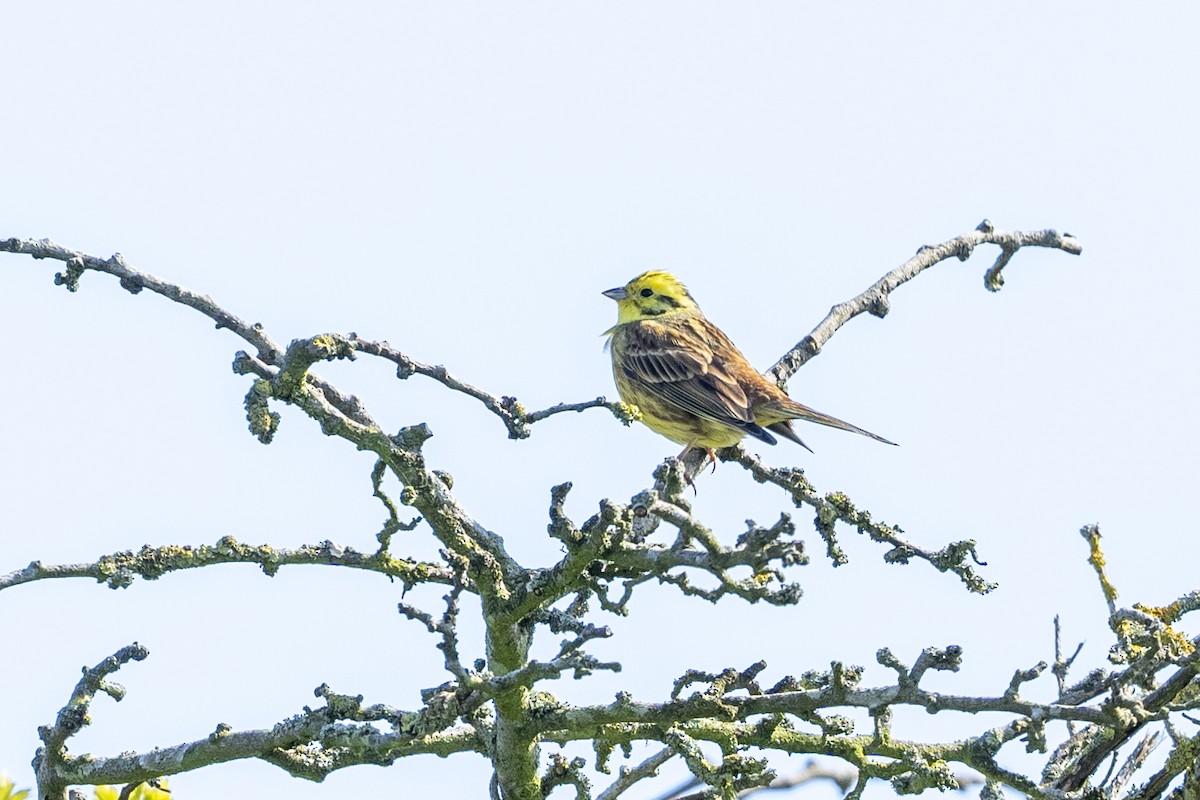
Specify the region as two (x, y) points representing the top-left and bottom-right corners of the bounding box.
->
(602, 286), (628, 301)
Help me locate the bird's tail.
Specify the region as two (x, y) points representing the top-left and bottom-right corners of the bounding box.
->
(765, 399), (897, 448)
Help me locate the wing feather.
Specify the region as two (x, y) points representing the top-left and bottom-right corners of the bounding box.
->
(617, 319), (773, 441)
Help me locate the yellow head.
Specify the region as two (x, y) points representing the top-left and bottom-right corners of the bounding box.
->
(602, 270), (700, 324)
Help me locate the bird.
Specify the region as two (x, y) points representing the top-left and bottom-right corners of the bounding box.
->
(602, 270), (895, 458)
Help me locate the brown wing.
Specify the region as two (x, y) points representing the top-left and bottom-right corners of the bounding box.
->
(617, 318), (777, 443)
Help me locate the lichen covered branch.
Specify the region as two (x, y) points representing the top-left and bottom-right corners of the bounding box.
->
(0, 536), (453, 593)
(725, 447), (995, 593)
(44, 678), (485, 791)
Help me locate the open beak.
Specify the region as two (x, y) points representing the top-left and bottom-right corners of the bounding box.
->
(602, 286), (628, 300)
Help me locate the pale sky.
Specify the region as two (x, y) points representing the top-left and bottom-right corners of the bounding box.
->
(3, 3), (1199, 798)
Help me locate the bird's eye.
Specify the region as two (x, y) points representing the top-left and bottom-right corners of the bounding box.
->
(639, 288), (653, 297)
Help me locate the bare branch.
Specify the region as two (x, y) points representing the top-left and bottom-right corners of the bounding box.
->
(726, 447), (995, 593)
(230, 333), (527, 608)
(349, 334), (634, 439)
(43, 677), (484, 792)
(540, 752), (590, 799)
(371, 459), (423, 552)
(1053, 616), (1088, 736)
(0, 537), (454, 593)
(766, 221), (1083, 383)
(1109, 732), (1162, 799)
(34, 643), (149, 800)
(0, 237), (283, 362)
(532, 653), (1113, 741)
(597, 748), (675, 800)
(399, 581), (473, 681)
(1051, 649), (1200, 791)
(655, 760), (982, 800)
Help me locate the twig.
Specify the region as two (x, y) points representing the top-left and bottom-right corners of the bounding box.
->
(597, 748), (675, 800)
(1053, 615), (1086, 736)
(35, 644), (150, 800)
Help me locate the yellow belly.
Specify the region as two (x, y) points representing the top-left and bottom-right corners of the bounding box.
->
(613, 368), (746, 448)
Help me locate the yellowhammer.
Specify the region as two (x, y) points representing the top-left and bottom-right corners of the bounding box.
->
(603, 270), (895, 456)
